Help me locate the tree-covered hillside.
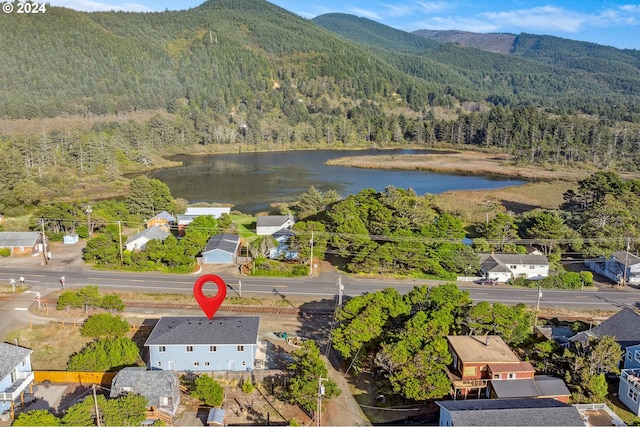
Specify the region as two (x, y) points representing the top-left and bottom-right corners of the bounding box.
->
(314, 13), (640, 122)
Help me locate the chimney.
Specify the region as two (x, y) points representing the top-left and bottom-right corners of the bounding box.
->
(485, 335), (490, 346)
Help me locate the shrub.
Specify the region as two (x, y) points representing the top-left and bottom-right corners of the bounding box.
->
(192, 375), (224, 407)
(0, 248), (10, 257)
(241, 378), (255, 393)
(80, 313), (129, 337)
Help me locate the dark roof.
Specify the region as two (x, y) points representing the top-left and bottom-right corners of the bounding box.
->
(0, 232), (40, 247)
(481, 255), (512, 273)
(569, 307), (640, 348)
(203, 233), (240, 254)
(612, 251), (640, 266)
(144, 316), (260, 346)
(0, 343), (32, 379)
(491, 375), (570, 399)
(436, 398), (584, 426)
(110, 367), (179, 407)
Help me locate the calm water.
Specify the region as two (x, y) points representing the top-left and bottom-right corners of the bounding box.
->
(146, 149), (524, 213)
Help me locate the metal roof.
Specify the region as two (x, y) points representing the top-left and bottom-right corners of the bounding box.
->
(144, 316), (260, 346)
(491, 375), (570, 399)
(0, 232), (40, 247)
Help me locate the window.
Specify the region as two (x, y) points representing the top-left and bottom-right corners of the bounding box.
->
(159, 346), (166, 353)
(529, 265), (535, 269)
(204, 361), (210, 367)
(493, 374), (502, 379)
(194, 361), (200, 367)
(210, 345), (217, 352)
(157, 361), (162, 367)
(186, 346), (194, 352)
(507, 373), (515, 379)
(242, 361), (247, 367)
(629, 389), (639, 402)
(237, 345), (244, 352)
(635, 350), (640, 363)
(510, 265), (517, 269)
(628, 351), (633, 360)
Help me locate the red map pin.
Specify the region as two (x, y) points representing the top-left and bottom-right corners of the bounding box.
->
(193, 274), (227, 319)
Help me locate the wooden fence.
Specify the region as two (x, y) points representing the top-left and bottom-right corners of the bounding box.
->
(34, 371), (117, 387)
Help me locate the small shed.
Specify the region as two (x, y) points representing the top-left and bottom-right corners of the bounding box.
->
(63, 233), (79, 245)
(206, 408), (225, 426)
(202, 234), (240, 264)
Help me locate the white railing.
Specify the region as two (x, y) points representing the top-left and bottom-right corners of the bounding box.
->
(573, 402), (627, 426)
(0, 371), (34, 402)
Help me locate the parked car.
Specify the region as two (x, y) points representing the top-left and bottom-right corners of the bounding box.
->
(478, 278), (498, 286)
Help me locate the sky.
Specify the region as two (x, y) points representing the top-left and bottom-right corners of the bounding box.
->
(43, 0), (640, 50)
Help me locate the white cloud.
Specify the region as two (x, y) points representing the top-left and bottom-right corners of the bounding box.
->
(46, 0), (152, 12)
(415, 1), (451, 14)
(347, 7), (381, 20)
(479, 6), (587, 33)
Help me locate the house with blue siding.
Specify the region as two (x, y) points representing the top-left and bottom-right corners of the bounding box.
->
(144, 316), (260, 372)
(620, 369), (640, 416)
(202, 234), (240, 264)
(0, 343), (34, 419)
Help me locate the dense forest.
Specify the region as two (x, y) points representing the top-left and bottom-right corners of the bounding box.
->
(1, 0), (640, 218)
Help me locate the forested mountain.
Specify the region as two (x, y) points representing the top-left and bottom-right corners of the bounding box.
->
(3, 0), (640, 215)
(313, 13), (640, 121)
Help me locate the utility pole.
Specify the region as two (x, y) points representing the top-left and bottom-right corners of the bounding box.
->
(92, 384), (101, 427)
(40, 220), (49, 265)
(623, 237), (631, 287)
(337, 275), (343, 308)
(85, 205), (93, 237)
(309, 231), (314, 276)
(534, 286), (542, 328)
(117, 221), (124, 265)
(317, 377), (327, 427)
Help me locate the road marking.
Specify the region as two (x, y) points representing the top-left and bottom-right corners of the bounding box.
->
(14, 308), (28, 311)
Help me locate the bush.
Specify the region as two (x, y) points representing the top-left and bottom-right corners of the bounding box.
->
(241, 378), (255, 393)
(0, 248), (10, 257)
(68, 337), (141, 371)
(192, 375), (224, 406)
(80, 313), (129, 337)
(512, 271), (589, 290)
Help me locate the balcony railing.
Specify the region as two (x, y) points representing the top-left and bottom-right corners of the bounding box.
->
(0, 371), (34, 401)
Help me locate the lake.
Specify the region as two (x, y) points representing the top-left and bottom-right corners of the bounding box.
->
(146, 149), (524, 214)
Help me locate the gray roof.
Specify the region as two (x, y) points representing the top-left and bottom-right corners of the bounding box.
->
(491, 375), (570, 399)
(110, 367), (179, 407)
(612, 251), (640, 266)
(256, 215), (294, 228)
(203, 233), (240, 254)
(480, 252), (550, 267)
(144, 316), (260, 346)
(436, 398), (584, 426)
(569, 307), (640, 349)
(206, 408), (225, 425)
(0, 343), (32, 379)
(0, 232), (40, 247)
(125, 226), (170, 244)
(149, 211), (175, 223)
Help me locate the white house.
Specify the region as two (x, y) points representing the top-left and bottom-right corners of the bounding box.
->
(256, 214), (295, 236)
(125, 226), (170, 252)
(177, 207), (231, 236)
(479, 253), (549, 281)
(585, 251), (640, 285)
(0, 343), (34, 419)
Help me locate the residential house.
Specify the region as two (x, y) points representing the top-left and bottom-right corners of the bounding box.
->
(569, 308), (640, 353)
(0, 232), (41, 256)
(110, 367), (180, 425)
(623, 343), (640, 370)
(256, 214), (295, 236)
(269, 229), (298, 260)
(436, 398), (586, 426)
(479, 253), (550, 282)
(145, 316), (260, 372)
(489, 375), (571, 403)
(177, 207), (231, 235)
(619, 368), (640, 416)
(446, 335), (535, 399)
(585, 251), (640, 285)
(0, 343), (34, 419)
(146, 211), (176, 233)
(125, 226), (170, 252)
(202, 234), (240, 264)
(63, 233), (79, 245)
